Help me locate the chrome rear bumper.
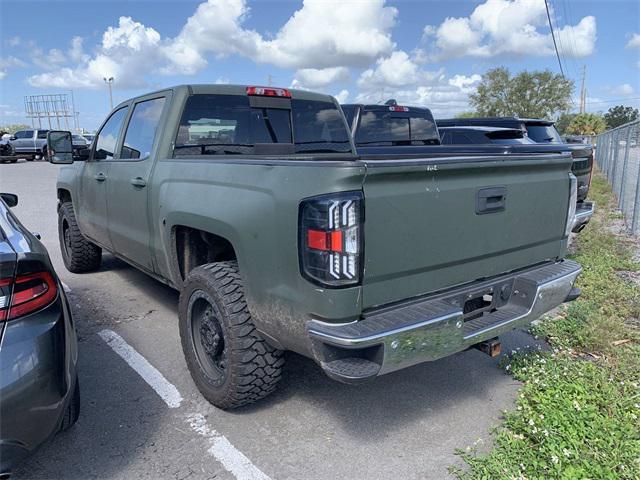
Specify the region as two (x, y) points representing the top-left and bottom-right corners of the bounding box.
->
(309, 260), (581, 383)
(572, 201), (594, 233)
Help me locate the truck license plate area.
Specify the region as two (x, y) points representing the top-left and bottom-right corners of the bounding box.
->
(463, 292), (494, 320)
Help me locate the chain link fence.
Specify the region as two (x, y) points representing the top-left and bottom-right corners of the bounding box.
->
(594, 120), (640, 235)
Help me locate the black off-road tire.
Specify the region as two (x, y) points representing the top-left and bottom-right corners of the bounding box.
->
(60, 375), (80, 431)
(179, 261), (284, 409)
(58, 202), (102, 273)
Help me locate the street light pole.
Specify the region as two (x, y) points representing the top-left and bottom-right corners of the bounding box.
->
(103, 77), (114, 111)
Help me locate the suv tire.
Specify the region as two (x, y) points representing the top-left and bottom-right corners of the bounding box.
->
(58, 201), (102, 272)
(179, 261), (284, 409)
(60, 375), (80, 431)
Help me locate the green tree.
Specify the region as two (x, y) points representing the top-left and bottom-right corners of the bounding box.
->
(455, 111), (478, 118)
(469, 68), (574, 119)
(566, 113), (607, 135)
(603, 105), (639, 129)
(0, 123), (31, 134)
(555, 113), (577, 135)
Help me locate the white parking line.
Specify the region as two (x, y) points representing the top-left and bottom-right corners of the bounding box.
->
(98, 329), (183, 408)
(187, 413), (272, 480)
(98, 328), (271, 480)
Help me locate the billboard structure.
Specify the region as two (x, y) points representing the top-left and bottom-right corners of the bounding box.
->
(24, 93), (78, 131)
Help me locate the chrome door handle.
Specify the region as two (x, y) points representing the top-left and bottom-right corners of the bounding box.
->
(94, 173), (106, 182)
(130, 177), (147, 188)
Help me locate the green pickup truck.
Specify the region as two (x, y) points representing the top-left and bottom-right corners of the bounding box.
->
(47, 84), (582, 409)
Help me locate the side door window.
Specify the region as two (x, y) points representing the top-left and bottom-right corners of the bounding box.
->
(119, 97), (166, 160)
(94, 107), (128, 160)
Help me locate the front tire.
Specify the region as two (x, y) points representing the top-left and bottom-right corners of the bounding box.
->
(179, 261), (284, 409)
(58, 202), (102, 273)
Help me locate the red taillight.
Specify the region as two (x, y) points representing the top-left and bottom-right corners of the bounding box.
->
(389, 106), (409, 112)
(246, 86), (291, 98)
(0, 272), (58, 321)
(299, 192), (363, 287)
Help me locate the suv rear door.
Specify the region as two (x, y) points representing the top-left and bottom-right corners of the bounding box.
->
(106, 93), (168, 271)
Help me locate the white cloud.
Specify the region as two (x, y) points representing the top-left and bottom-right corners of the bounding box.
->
(0, 56), (27, 80)
(28, 17), (163, 89)
(358, 51), (422, 88)
(163, 0), (397, 73)
(355, 51), (482, 117)
(335, 89), (349, 103)
(606, 83), (635, 96)
(627, 33), (640, 49)
(429, 0), (596, 60)
(292, 67), (350, 89)
(27, 0), (398, 89)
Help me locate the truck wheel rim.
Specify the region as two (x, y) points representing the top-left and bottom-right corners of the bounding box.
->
(190, 293), (227, 386)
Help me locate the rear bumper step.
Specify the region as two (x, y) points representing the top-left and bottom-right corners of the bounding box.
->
(309, 260), (581, 384)
(572, 201), (594, 233)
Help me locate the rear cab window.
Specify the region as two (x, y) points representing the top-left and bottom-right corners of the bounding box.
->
(173, 93), (352, 156)
(353, 106), (440, 146)
(525, 123), (562, 143)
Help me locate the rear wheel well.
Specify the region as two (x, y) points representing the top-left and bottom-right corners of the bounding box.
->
(58, 189), (72, 207)
(174, 226), (236, 280)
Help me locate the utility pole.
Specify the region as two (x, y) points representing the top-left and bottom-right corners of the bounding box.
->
(103, 77), (114, 111)
(579, 66), (586, 114)
(267, 74), (273, 86)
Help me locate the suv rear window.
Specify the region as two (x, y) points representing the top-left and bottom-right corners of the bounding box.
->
(354, 109), (439, 146)
(525, 124), (562, 143)
(174, 94), (351, 156)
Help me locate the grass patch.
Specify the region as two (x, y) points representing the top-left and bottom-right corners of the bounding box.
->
(452, 173), (640, 479)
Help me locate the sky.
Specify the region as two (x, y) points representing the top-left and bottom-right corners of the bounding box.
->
(1, 0), (639, 131)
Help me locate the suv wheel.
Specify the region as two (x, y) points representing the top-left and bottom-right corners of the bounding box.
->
(179, 261), (284, 409)
(60, 375), (80, 431)
(58, 202), (102, 272)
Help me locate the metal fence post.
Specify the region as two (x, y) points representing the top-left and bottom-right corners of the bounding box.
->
(619, 126), (632, 212)
(610, 129), (620, 183)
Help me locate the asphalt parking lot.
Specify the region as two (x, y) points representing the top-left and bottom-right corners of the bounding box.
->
(1, 160), (541, 480)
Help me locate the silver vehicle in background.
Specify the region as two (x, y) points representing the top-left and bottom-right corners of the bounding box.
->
(9, 129), (49, 160)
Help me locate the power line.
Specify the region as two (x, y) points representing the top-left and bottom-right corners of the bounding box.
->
(586, 97), (640, 105)
(544, 0), (565, 78)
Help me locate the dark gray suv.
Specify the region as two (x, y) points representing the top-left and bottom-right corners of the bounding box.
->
(0, 192), (79, 475)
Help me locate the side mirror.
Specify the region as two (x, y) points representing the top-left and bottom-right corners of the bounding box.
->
(9, 136), (16, 141)
(0, 193), (18, 208)
(74, 147), (91, 161)
(46, 131), (74, 164)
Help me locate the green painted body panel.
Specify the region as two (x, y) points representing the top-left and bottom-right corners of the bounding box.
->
(360, 156), (571, 308)
(57, 84), (573, 359)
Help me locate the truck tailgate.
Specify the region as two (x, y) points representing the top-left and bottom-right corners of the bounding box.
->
(361, 153), (572, 309)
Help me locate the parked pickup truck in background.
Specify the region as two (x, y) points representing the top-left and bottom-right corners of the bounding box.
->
(47, 84), (582, 409)
(343, 103), (593, 232)
(9, 129), (50, 160)
(436, 117), (594, 203)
